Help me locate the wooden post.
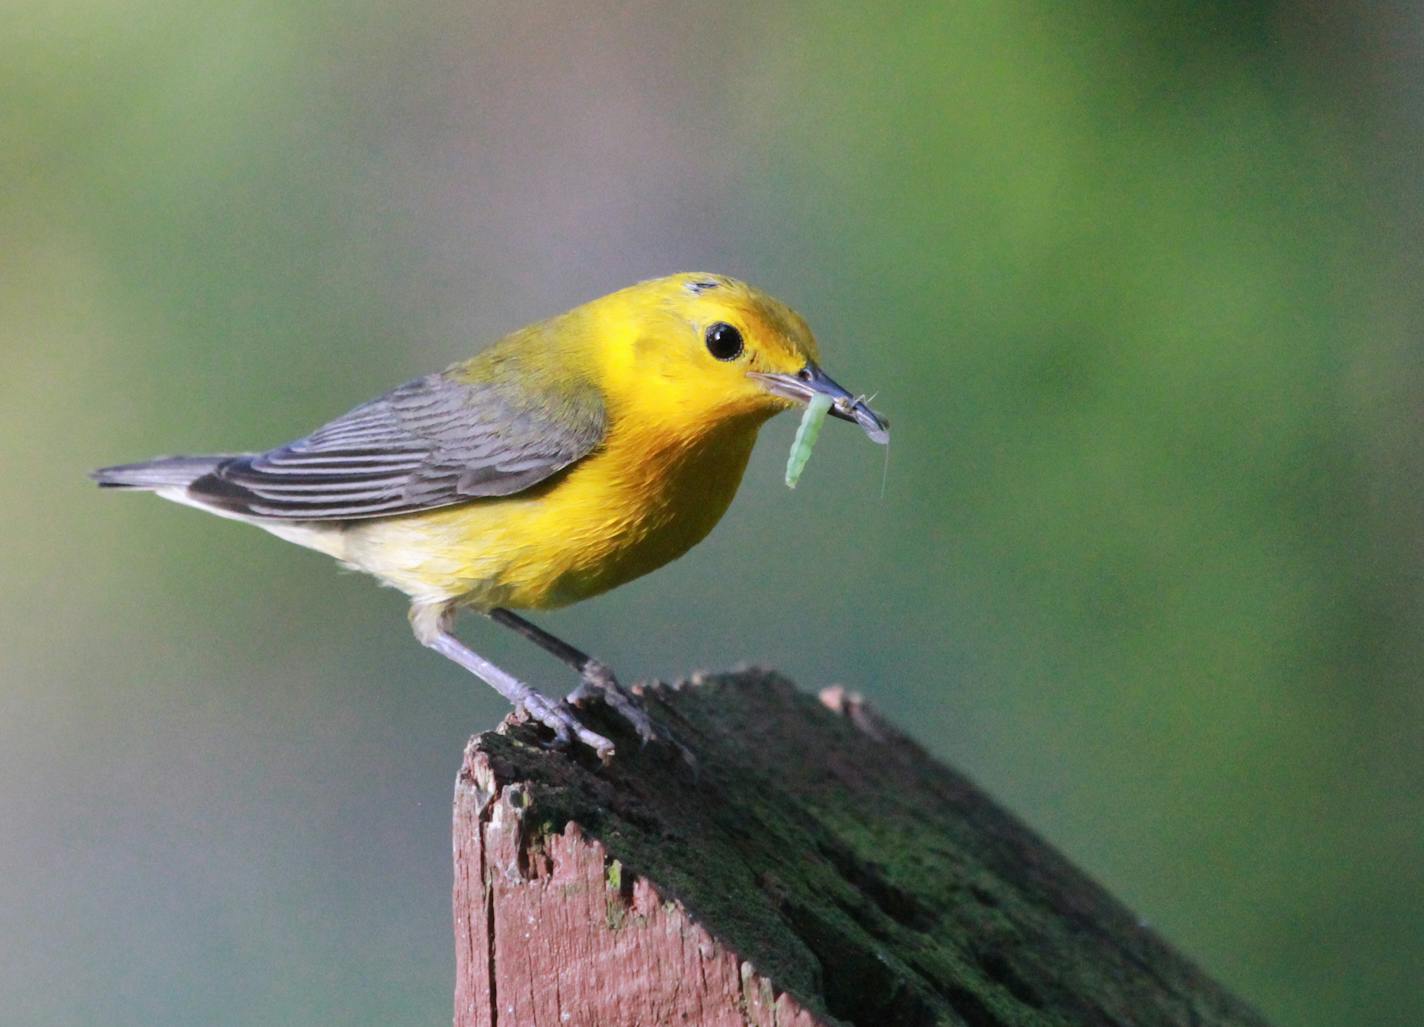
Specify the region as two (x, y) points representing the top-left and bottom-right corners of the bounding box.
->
(452, 670), (1271, 1027)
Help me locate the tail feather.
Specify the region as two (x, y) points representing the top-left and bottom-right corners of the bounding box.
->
(91, 455), (232, 490)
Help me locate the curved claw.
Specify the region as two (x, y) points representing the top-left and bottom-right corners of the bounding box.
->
(520, 690), (614, 762)
(568, 662), (696, 769)
(567, 661), (661, 743)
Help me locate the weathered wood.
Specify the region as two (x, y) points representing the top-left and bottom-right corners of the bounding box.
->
(453, 670), (1271, 1027)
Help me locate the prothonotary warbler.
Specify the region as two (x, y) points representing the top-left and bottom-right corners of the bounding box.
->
(93, 273), (889, 759)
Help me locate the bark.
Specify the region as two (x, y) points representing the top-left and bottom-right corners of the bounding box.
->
(452, 669), (1271, 1027)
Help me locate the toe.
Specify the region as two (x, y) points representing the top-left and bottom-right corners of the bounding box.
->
(561, 668), (690, 763)
(521, 694), (613, 759)
(565, 680), (599, 706)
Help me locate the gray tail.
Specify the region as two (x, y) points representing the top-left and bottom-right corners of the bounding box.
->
(91, 455), (229, 490)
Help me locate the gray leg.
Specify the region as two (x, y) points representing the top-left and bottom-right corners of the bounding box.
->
(486, 608), (669, 747)
(412, 604), (615, 760)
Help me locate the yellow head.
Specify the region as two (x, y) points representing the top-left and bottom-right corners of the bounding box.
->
(582, 272), (887, 444)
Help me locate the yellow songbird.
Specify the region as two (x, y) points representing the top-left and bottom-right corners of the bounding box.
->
(93, 273), (889, 758)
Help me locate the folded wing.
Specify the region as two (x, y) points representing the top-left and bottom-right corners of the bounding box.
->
(186, 371), (605, 520)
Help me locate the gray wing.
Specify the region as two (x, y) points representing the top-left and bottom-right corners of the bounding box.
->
(186, 371), (605, 520)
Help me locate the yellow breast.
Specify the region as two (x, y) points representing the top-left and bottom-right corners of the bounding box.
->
(336, 408), (769, 610)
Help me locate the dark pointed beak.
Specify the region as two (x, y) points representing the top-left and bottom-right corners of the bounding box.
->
(749, 362), (890, 444)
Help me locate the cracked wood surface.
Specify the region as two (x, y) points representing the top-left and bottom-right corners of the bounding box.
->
(452, 670), (1272, 1027)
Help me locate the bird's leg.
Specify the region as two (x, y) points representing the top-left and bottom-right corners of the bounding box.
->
(487, 608), (669, 748)
(411, 604), (615, 761)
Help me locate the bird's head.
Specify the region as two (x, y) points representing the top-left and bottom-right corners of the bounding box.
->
(590, 272), (888, 445)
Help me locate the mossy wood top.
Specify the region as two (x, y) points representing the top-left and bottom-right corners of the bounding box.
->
(453, 671), (1271, 1027)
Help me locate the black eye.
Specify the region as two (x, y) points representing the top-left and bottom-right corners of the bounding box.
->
(705, 322), (744, 361)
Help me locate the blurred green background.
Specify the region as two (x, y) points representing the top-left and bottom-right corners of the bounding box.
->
(5, 2), (1421, 1025)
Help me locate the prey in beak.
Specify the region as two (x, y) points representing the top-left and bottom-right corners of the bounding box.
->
(750, 362), (890, 444)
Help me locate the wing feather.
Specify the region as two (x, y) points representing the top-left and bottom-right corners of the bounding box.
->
(185, 370), (605, 521)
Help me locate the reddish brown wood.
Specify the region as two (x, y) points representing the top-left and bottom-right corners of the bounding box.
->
(452, 671), (1272, 1027)
(454, 772), (822, 1026)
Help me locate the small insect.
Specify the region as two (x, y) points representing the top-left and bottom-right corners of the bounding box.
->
(785, 393), (835, 488)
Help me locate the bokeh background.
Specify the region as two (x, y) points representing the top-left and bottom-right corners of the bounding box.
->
(5, 3), (1422, 1025)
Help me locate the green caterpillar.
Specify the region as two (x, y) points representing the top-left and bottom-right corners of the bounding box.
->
(785, 394), (834, 488)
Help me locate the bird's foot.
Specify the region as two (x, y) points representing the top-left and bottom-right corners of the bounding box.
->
(567, 659), (664, 744)
(567, 661), (696, 767)
(518, 688), (615, 763)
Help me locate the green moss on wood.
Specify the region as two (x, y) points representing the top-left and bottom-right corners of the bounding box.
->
(467, 671), (1271, 1027)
